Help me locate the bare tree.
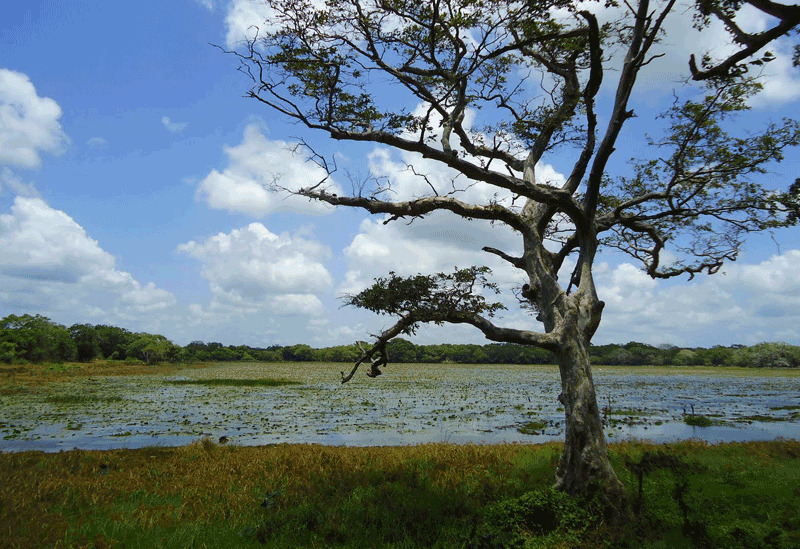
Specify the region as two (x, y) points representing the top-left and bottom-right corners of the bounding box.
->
(223, 0), (800, 515)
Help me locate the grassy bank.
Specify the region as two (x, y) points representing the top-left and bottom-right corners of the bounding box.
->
(1, 440), (799, 548)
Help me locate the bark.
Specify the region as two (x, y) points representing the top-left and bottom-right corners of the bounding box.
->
(554, 297), (627, 520)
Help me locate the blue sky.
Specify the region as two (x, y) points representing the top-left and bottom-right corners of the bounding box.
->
(1, 0), (799, 349)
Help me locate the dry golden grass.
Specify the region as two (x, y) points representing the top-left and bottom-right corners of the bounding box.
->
(0, 361), (214, 387)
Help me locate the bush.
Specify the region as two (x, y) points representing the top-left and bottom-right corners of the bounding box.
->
(477, 488), (595, 547)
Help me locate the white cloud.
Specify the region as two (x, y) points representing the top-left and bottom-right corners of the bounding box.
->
(225, 0), (275, 48)
(0, 196), (176, 319)
(0, 167), (40, 198)
(593, 250), (800, 346)
(196, 123), (342, 216)
(225, 0), (328, 49)
(596, 263), (657, 311)
(270, 294), (326, 316)
(162, 116), (188, 133)
(177, 222), (333, 316)
(195, 0), (214, 11)
(0, 68), (68, 169)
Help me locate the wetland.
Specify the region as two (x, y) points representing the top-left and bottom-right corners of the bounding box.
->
(1, 362), (799, 452)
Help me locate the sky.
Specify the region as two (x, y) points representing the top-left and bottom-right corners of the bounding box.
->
(1, 0), (799, 350)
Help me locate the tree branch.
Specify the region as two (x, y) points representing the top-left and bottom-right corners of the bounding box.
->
(691, 0), (800, 80)
(293, 184), (531, 233)
(482, 246), (526, 269)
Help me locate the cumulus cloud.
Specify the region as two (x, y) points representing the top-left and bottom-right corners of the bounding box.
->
(195, 0), (214, 11)
(593, 250), (800, 346)
(0, 68), (68, 169)
(196, 123), (342, 216)
(177, 222), (333, 316)
(162, 116), (188, 133)
(225, 0), (274, 48)
(0, 196), (176, 319)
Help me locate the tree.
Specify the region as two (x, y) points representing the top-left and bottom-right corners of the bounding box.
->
(94, 325), (134, 360)
(226, 0), (800, 514)
(69, 324), (101, 362)
(125, 333), (175, 365)
(282, 343), (314, 361)
(0, 314), (76, 363)
(730, 341), (800, 368)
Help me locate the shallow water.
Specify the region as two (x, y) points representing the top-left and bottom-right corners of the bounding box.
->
(1, 363), (798, 452)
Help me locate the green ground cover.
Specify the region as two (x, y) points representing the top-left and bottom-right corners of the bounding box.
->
(1, 439), (798, 549)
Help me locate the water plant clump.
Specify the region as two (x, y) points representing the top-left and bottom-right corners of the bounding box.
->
(685, 414), (714, 427)
(518, 420), (548, 435)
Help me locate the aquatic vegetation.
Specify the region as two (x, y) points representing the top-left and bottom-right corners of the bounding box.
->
(518, 420), (548, 435)
(165, 378), (300, 387)
(685, 415), (714, 427)
(45, 394), (123, 405)
(604, 408), (646, 416)
(1, 363), (799, 452)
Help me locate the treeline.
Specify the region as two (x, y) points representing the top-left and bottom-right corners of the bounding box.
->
(2, 314), (800, 368)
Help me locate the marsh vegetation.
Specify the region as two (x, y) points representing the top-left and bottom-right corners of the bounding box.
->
(1, 362), (798, 452)
(2, 439), (799, 548)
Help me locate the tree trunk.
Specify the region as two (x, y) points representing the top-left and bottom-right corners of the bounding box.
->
(555, 331), (628, 520)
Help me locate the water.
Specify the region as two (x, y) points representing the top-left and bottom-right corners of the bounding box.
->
(1, 363), (798, 452)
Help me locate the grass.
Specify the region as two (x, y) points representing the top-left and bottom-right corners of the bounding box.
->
(164, 378), (301, 388)
(2, 440), (798, 549)
(0, 360), (217, 386)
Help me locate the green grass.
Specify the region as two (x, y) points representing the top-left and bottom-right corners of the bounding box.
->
(165, 378), (301, 387)
(2, 440), (799, 549)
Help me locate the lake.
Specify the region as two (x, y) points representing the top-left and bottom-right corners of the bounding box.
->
(1, 362), (799, 452)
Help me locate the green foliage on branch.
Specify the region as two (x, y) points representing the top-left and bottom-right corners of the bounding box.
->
(343, 266), (506, 335)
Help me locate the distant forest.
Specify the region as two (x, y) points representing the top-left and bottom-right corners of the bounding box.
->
(1, 314), (799, 369)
